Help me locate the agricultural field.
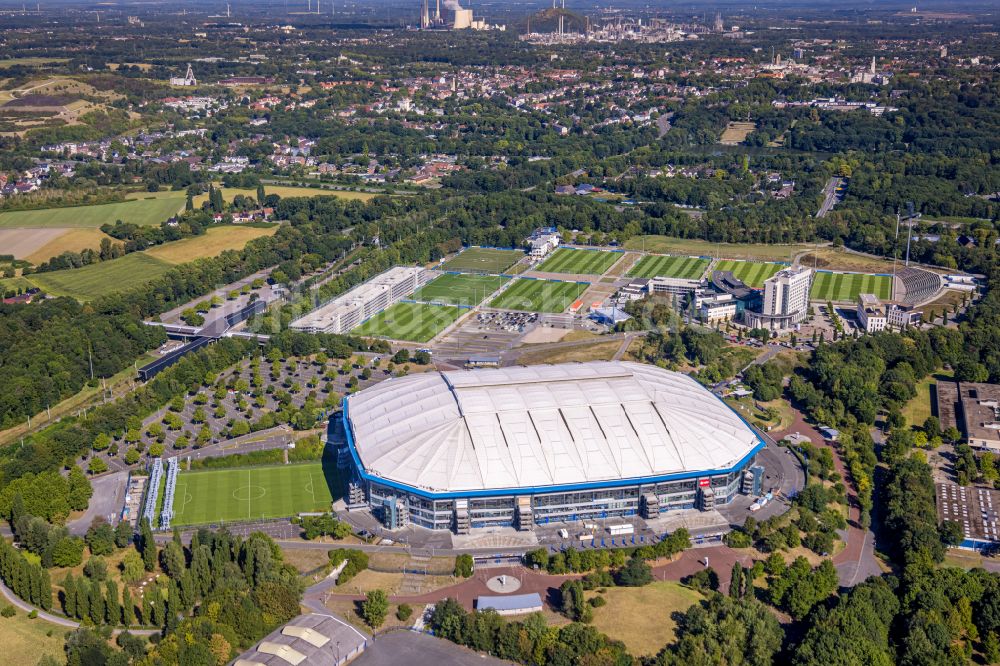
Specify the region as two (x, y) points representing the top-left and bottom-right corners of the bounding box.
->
(26, 252), (173, 300)
(170, 462), (336, 526)
(489, 278), (588, 313)
(410, 272), (508, 306)
(627, 254), (710, 280)
(0, 197), (184, 229)
(192, 184), (375, 207)
(623, 236), (817, 262)
(145, 225), (277, 263)
(536, 247), (621, 275)
(713, 259), (784, 288)
(352, 301), (462, 342)
(24, 225), (276, 300)
(810, 271), (893, 301)
(439, 247), (524, 274)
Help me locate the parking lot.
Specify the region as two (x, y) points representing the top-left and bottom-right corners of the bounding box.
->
(430, 312), (533, 359)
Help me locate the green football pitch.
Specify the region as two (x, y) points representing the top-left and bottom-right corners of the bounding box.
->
(535, 248), (620, 275)
(627, 255), (710, 280)
(352, 301), (462, 342)
(713, 260), (784, 288)
(439, 247), (524, 274)
(410, 273), (509, 306)
(810, 272), (893, 301)
(490, 279), (588, 313)
(170, 463), (336, 526)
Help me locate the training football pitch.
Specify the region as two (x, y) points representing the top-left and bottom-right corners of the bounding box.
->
(713, 260), (784, 288)
(410, 272), (509, 306)
(811, 271), (893, 301)
(170, 463), (335, 526)
(352, 301), (462, 342)
(439, 247), (524, 274)
(489, 278), (588, 313)
(536, 248), (620, 275)
(627, 255), (710, 280)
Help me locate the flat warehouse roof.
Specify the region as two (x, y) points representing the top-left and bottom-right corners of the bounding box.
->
(345, 361), (763, 495)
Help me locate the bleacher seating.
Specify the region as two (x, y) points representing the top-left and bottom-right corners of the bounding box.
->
(142, 458), (163, 528)
(159, 458), (179, 531)
(897, 267), (942, 305)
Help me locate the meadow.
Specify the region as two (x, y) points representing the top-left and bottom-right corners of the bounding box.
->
(0, 197), (184, 229)
(352, 301), (462, 342)
(536, 248), (621, 275)
(489, 278), (588, 313)
(170, 462), (336, 526)
(627, 254), (710, 280)
(713, 260), (785, 288)
(410, 272), (509, 306)
(26, 252), (174, 300)
(439, 247), (525, 274)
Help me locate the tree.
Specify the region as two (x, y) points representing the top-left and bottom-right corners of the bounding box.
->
(85, 518), (116, 556)
(396, 603), (413, 621)
(361, 589), (389, 629)
(139, 520), (157, 572)
(52, 537), (85, 567)
(454, 554), (474, 578)
(68, 466), (93, 510)
(88, 457), (108, 475)
(256, 183), (266, 204)
(659, 594), (782, 666)
(616, 554), (653, 587)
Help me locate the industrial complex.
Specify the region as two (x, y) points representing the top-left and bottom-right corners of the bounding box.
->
(339, 361), (766, 533)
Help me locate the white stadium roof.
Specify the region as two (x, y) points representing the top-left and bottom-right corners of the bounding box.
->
(345, 361), (762, 495)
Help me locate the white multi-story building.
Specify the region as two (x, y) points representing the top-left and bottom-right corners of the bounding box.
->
(528, 232), (560, 259)
(290, 266), (433, 334)
(857, 293), (887, 333)
(745, 266), (812, 331)
(856, 293), (921, 333)
(698, 293), (737, 323)
(649, 276), (705, 298)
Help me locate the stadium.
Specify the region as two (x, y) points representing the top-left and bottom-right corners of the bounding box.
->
(341, 361), (766, 533)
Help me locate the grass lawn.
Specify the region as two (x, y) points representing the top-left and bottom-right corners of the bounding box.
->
(623, 236), (817, 262)
(627, 254), (710, 280)
(797, 247), (897, 274)
(587, 582), (703, 657)
(810, 271), (892, 301)
(901, 369), (953, 428)
(536, 248), (620, 275)
(410, 272), (508, 306)
(146, 225), (278, 263)
(27, 252), (173, 300)
(0, 608), (69, 665)
(352, 301), (462, 342)
(439, 247), (525, 274)
(0, 197), (184, 229)
(489, 279), (588, 313)
(171, 462), (336, 526)
(714, 259), (784, 288)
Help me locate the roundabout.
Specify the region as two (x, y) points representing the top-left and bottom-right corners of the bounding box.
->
(485, 575), (522, 594)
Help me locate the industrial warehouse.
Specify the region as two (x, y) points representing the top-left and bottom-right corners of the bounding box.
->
(340, 361), (767, 533)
